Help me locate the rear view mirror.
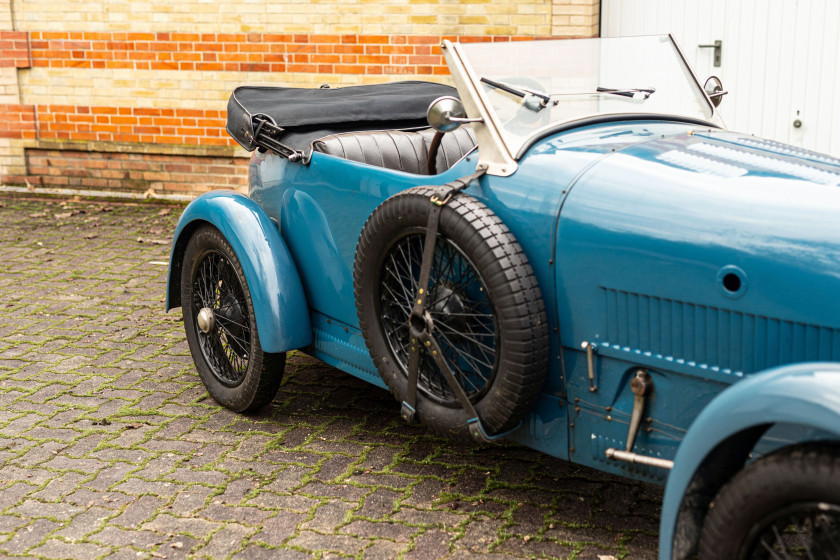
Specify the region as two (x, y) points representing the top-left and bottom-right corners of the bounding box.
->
(427, 96), (482, 132)
(704, 76), (728, 108)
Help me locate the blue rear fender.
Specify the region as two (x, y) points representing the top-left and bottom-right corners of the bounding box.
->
(659, 363), (840, 559)
(166, 190), (312, 354)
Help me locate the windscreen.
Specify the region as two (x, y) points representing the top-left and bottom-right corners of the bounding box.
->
(458, 35), (719, 156)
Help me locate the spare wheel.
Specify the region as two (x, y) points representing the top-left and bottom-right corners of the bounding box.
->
(354, 186), (549, 442)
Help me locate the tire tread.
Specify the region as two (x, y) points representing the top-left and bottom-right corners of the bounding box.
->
(699, 443), (840, 559)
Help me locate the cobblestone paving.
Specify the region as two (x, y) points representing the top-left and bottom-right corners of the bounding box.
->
(0, 195), (662, 559)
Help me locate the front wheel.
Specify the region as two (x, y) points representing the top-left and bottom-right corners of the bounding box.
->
(181, 224), (285, 412)
(699, 444), (840, 559)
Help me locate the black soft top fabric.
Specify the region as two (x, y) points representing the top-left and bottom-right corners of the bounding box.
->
(226, 81), (458, 156)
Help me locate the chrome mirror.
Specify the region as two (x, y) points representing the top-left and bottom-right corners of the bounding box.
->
(426, 96), (482, 132)
(704, 76), (728, 108)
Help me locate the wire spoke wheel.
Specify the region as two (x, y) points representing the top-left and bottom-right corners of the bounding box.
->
(180, 225), (285, 413)
(191, 249), (252, 387)
(354, 186), (548, 441)
(378, 230), (498, 406)
(742, 503), (840, 559)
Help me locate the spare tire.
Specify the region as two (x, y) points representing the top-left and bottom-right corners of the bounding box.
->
(354, 186), (549, 441)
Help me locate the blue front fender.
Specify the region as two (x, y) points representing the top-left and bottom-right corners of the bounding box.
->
(166, 191), (312, 353)
(659, 363), (840, 559)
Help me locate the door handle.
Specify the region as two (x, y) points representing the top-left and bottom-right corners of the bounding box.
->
(698, 40), (722, 67)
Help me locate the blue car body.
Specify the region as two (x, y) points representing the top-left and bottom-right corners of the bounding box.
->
(168, 36), (840, 558)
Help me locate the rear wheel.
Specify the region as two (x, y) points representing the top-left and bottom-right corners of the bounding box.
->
(699, 444), (840, 559)
(181, 225), (284, 412)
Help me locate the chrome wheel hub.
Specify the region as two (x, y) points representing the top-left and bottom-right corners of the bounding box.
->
(197, 307), (215, 333)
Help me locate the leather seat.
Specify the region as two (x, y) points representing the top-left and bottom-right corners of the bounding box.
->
(312, 126), (476, 175)
(418, 127), (478, 174)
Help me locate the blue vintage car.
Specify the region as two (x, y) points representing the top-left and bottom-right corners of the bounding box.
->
(167, 35), (840, 559)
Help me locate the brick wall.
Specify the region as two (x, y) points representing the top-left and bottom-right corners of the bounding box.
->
(553, 0), (600, 37)
(0, 30), (29, 68)
(0, 1), (27, 187)
(1, 0), (600, 200)
(26, 146), (246, 197)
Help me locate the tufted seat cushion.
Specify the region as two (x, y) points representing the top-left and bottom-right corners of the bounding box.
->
(417, 127), (478, 174)
(312, 126), (476, 175)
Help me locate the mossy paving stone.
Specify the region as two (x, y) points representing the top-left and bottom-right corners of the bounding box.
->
(0, 195), (661, 559)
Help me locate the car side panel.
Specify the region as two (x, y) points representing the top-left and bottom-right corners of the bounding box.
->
(549, 125), (840, 480)
(250, 150), (477, 327)
(491, 122), (705, 464)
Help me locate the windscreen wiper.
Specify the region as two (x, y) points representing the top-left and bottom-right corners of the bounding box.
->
(596, 87), (656, 99)
(480, 77), (551, 111)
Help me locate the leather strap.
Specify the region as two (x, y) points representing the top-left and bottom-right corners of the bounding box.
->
(400, 166), (491, 437)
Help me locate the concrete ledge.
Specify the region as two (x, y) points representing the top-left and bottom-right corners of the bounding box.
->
(21, 138), (249, 159)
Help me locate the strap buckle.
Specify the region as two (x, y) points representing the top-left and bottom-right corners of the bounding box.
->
(400, 402), (418, 424)
(429, 192), (453, 206)
(467, 418), (522, 443)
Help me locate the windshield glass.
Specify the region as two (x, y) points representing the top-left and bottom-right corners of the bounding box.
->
(457, 35), (719, 157)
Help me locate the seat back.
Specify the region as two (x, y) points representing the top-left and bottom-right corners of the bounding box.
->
(312, 126), (476, 175)
(418, 127), (477, 175)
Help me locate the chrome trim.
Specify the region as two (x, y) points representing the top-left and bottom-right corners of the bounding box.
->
(605, 448), (674, 470)
(669, 33), (726, 128)
(581, 341), (598, 392)
(197, 307), (215, 334)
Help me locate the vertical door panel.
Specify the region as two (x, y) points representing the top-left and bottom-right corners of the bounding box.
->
(602, 0), (840, 156)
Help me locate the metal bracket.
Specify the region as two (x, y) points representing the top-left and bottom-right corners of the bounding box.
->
(400, 401), (417, 424)
(581, 341), (598, 392)
(250, 114), (303, 161)
(603, 370), (669, 470)
(698, 40), (722, 67)
(468, 417), (522, 443)
(625, 369), (653, 452)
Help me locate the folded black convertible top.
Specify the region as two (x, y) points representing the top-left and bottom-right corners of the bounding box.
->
(226, 81), (458, 160)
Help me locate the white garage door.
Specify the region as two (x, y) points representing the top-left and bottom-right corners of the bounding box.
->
(602, 0), (840, 157)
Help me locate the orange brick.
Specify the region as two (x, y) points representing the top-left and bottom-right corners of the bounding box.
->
(407, 36), (440, 45)
(263, 34), (293, 43)
(334, 64), (365, 74)
(216, 34), (241, 43)
(310, 34), (341, 44)
(171, 33), (201, 42)
(359, 54), (388, 64)
(197, 43), (223, 52)
(335, 44), (364, 54)
(151, 41), (177, 52)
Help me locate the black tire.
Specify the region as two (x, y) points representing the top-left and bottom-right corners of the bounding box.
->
(354, 186), (549, 441)
(181, 224), (285, 412)
(699, 444), (840, 560)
